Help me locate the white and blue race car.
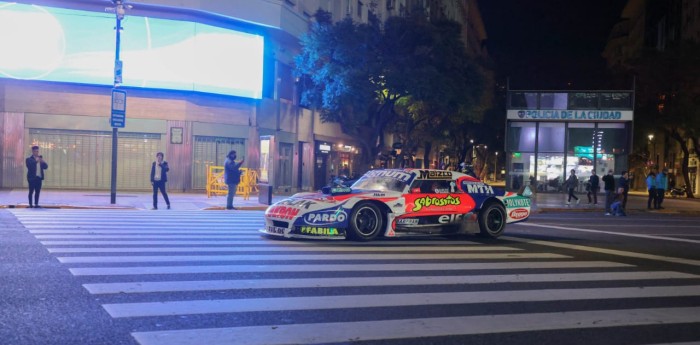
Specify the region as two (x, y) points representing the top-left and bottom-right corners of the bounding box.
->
(261, 169), (531, 241)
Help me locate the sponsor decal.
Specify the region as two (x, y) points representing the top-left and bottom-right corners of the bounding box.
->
(504, 197), (531, 208)
(373, 193), (386, 197)
(412, 195), (461, 212)
(364, 170), (412, 182)
(277, 199), (316, 209)
(304, 210), (348, 225)
(397, 218), (419, 225)
(267, 205), (301, 220)
(434, 188), (450, 194)
(300, 226), (341, 236)
(266, 226), (286, 234)
(330, 187), (352, 194)
(418, 170), (453, 179)
(438, 214), (464, 224)
(509, 208), (529, 220)
(464, 182), (494, 195)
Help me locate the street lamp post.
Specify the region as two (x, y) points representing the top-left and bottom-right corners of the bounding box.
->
(648, 134), (657, 168)
(494, 151), (498, 181)
(108, 0), (128, 204)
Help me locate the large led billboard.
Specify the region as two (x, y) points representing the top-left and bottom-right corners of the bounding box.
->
(0, 2), (264, 98)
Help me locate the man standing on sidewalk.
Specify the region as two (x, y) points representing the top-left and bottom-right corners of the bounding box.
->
(224, 150), (245, 210)
(619, 171), (630, 211)
(587, 170), (599, 204)
(25, 145), (48, 208)
(655, 168), (669, 209)
(602, 169), (615, 215)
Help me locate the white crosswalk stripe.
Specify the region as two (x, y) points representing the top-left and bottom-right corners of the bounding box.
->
(11, 209), (700, 345)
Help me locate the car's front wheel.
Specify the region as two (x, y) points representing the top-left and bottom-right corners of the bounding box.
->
(347, 202), (383, 241)
(478, 202), (506, 238)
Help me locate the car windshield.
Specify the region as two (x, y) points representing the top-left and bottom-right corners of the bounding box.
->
(351, 176), (407, 192)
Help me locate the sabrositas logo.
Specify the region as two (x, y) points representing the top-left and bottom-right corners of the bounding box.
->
(412, 195), (461, 212)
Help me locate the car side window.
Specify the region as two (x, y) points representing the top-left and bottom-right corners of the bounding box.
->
(410, 180), (458, 194)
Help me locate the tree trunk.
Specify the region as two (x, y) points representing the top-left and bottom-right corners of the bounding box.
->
(670, 129), (694, 198)
(423, 141), (432, 169)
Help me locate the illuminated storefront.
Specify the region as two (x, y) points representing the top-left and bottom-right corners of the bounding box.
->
(505, 90), (634, 192)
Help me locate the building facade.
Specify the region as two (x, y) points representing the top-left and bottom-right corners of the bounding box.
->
(0, 0), (486, 192)
(505, 89), (634, 192)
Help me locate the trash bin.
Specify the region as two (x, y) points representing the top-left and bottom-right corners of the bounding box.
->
(258, 183), (273, 205)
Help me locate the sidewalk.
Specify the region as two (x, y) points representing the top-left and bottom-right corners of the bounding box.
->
(2, 188), (700, 214)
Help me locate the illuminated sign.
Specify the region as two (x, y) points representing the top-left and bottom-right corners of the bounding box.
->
(0, 2), (264, 98)
(319, 144), (331, 153)
(507, 110), (633, 121)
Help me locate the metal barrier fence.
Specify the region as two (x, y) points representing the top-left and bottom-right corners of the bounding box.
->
(206, 166), (259, 200)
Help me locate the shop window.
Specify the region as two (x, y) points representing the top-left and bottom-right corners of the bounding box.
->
(600, 92), (632, 108)
(569, 93), (598, 109)
(508, 152), (535, 191)
(507, 122), (536, 152)
(510, 92), (538, 109)
(537, 122), (565, 152)
(192, 136), (245, 189)
(536, 154), (566, 192)
(595, 123), (628, 175)
(566, 123), (596, 183)
(539, 93), (568, 109)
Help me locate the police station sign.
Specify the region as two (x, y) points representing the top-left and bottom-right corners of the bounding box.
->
(507, 109), (633, 121)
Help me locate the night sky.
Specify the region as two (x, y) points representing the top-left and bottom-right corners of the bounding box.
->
(478, 0), (629, 90)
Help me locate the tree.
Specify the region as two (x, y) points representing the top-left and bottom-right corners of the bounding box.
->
(295, 10), (485, 167)
(629, 42), (700, 197)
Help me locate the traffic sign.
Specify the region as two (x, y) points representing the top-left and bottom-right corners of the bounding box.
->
(110, 89), (126, 128)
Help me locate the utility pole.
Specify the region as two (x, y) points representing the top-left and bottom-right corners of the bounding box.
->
(107, 0), (129, 204)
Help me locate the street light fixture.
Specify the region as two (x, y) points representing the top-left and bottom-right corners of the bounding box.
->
(494, 152), (499, 181)
(648, 134), (657, 168)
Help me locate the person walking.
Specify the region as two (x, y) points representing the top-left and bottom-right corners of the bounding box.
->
(602, 169), (616, 215)
(224, 150), (245, 210)
(150, 152), (170, 210)
(565, 169), (580, 206)
(25, 145), (48, 208)
(587, 170), (599, 204)
(618, 170), (630, 211)
(646, 170), (657, 210)
(655, 168), (669, 209)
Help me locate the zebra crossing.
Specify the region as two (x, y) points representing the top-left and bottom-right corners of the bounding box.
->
(11, 209), (700, 345)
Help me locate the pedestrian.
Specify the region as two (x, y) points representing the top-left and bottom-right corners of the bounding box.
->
(618, 170), (630, 210)
(150, 152), (170, 210)
(610, 192), (626, 217)
(587, 170), (599, 204)
(224, 150), (245, 210)
(602, 169), (616, 215)
(25, 145), (48, 208)
(646, 169), (657, 210)
(655, 168), (669, 209)
(565, 169), (580, 206)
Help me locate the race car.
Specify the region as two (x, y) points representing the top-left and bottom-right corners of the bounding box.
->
(260, 169), (531, 241)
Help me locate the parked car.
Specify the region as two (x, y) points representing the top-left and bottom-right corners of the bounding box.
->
(261, 169), (531, 241)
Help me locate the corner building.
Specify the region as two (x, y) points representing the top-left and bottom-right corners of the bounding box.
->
(0, 0), (483, 192)
(505, 89), (634, 192)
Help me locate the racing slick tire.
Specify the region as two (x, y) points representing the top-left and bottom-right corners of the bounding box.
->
(347, 202), (384, 241)
(478, 202), (506, 238)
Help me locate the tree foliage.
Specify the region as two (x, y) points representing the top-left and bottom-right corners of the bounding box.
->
(295, 9), (486, 166)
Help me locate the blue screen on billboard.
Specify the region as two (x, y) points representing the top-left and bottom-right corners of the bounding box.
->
(0, 2), (264, 99)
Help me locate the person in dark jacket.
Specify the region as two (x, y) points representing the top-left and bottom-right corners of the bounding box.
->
(655, 168), (669, 209)
(602, 169), (616, 215)
(618, 171), (630, 210)
(25, 145), (48, 208)
(224, 150), (245, 210)
(565, 169), (580, 206)
(587, 170), (600, 204)
(150, 152), (170, 210)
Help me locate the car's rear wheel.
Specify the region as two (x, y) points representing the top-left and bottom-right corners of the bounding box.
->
(478, 202), (506, 238)
(347, 202), (383, 241)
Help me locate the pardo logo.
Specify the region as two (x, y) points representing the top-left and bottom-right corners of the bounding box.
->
(305, 211), (348, 225)
(509, 208), (529, 220)
(266, 205), (301, 220)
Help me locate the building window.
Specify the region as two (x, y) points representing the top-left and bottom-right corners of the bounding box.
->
(569, 92), (598, 109)
(537, 122), (565, 152)
(510, 92), (538, 109)
(539, 93), (568, 109)
(600, 92), (632, 108)
(357, 1), (363, 18)
(507, 122), (536, 152)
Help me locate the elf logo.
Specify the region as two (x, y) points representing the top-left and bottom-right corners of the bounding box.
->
(438, 214), (464, 224)
(509, 208), (529, 220)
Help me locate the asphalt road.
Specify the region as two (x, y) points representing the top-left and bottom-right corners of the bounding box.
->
(1, 209), (699, 345)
